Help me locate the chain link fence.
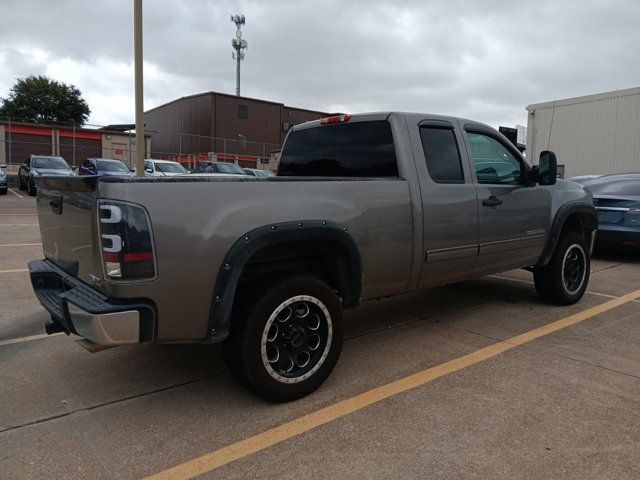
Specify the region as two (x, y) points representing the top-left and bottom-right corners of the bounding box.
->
(0, 116), (282, 174)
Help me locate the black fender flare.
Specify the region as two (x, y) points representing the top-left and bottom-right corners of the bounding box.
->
(536, 201), (597, 267)
(205, 220), (362, 343)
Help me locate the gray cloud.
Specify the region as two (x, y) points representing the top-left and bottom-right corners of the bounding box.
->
(1, 0), (638, 128)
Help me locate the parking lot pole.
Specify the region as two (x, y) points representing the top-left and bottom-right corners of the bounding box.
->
(72, 121), (76, 166)
(134, 0), (145, 176)
(7, 118), (11, 165)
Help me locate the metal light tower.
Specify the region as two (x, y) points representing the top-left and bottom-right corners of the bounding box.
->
(231, 14), (247, 96)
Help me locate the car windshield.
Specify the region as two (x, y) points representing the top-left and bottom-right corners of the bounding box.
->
(97, 159), (130, 172)
(32, 157), (69, 169)
(215, 163), (246, 174)
(156, 162), (187, 173)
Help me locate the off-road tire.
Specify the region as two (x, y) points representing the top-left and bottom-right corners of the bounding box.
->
(224, 275), (343, 402)
(534, 232), (590, 305)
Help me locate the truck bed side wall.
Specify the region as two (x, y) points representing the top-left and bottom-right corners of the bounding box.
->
(98, 179), (413, 342)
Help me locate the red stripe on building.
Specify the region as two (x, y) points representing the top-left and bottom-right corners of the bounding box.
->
(6, 125), (52, 136)
(59, 130), (102, 140)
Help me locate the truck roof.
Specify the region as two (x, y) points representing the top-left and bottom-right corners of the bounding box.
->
(291, 112), (492, 132)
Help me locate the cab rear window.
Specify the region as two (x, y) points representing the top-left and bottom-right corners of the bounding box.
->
(278, 121), (398, 177)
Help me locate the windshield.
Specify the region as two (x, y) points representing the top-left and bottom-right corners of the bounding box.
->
(32, 156), (69, 170)
(97, 159), (130, 172)
(215, 163), (246, 174)
(156, 162), (187, 174)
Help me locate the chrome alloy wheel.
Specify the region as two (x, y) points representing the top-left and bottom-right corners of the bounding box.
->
(561, 243), (587, 295)
(261, 295), (332, 384)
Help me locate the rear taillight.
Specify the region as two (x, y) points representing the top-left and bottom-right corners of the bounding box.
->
(320, 114), (352, 125)
(98, 200), (156, 281)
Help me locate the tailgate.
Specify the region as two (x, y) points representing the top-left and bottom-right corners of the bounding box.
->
(35, 176), (103, 285)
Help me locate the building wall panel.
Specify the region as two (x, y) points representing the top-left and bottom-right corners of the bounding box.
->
(527, 87), (640, 178)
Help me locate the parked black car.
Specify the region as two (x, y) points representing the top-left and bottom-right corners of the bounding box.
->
(79, 158), (133, 176)
(585, 173), (640, 250)
(0, 164), (7, 195)
(18, 155), (75, 196)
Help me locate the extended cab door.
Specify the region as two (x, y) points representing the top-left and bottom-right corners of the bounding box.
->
(461, 125), (551, 275)
(407, 118), (479, 288)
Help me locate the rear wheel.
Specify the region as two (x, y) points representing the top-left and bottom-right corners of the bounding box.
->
(534, 232), (590, 305)
(224, 275), (343, 402)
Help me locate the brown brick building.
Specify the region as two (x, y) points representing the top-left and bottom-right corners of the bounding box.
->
(143, 91), (331, 167)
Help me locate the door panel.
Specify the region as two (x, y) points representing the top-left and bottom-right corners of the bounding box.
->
(463, 129), (551, 276)
(409, 119), (479, 288)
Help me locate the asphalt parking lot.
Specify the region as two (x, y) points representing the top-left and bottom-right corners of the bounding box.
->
(1, 189), (639, 480)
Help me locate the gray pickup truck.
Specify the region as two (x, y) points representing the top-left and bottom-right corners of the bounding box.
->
(29, 112), (596, 401)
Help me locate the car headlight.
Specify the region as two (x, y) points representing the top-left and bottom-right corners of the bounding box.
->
(624, 204), (640, 226)
(32, 170), (41, 176)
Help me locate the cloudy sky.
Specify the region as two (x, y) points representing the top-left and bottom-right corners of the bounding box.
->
(1, 0), (638, 129)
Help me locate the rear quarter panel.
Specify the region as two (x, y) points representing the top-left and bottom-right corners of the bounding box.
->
(97, 178), (413, 341)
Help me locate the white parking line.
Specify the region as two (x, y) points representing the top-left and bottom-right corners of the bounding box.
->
(0, 243), (42, 247)
(7, 188), (24, 198)
(0, 224), (38, 227)
(0, 332), (63, 347)
(489, 274), (640, 304)
(0, 268), (28, 274)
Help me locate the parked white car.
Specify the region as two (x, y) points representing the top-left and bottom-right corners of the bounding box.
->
(136, 159), (189, 176)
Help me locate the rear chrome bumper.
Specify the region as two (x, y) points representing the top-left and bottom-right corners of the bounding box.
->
(29, 259), (155, 347)
(67, 303), (140, 345)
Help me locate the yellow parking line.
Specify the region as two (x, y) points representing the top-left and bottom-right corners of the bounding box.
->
(0, 332), (63, 347)
(142, 289), (640, 480)
(0, 268), (28, 274)
(0, 243), (42, 247)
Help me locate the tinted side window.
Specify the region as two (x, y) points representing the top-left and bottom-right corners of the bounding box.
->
(467, 133), (522, 185)
(419, 127), (464, 183)
(278, 121), (398, 177)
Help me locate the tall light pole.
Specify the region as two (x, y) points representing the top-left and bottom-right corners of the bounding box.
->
(231, 14), (247, 96)
(134, 0), (145, 176)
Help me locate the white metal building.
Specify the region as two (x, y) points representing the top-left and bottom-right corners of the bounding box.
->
(526, 87), (640, 179)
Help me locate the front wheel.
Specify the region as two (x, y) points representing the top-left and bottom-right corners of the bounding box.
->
(18, 174), (26, 191)
(27, 178), (37, 196)
(224, 275), (344, 402)
(534, 232), (590, 305)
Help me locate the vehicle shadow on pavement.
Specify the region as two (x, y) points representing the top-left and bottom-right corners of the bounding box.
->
(593, 249), (639, 264)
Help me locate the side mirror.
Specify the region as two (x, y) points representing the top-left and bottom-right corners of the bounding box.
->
(71, 166), (77, 171)
(0, 164), (5, 169)
(145, 168), (153, 173)
(537, 150), (557, 186)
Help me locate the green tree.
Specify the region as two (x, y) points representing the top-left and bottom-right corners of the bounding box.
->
(0, 75), (90, 125)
